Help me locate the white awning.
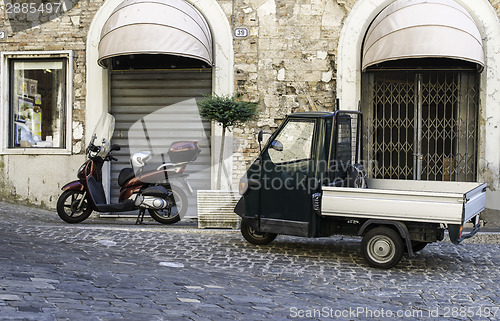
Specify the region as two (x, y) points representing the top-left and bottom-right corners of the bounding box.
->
(98, 0), (213, 67)
(362, 0), (484, 71)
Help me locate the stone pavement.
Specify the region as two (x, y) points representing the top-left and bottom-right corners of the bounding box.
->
(0, 201), (499, 321)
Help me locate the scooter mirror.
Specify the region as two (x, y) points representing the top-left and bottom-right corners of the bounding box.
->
(111, 144), (121, 151)
(258, 130), (263, 143)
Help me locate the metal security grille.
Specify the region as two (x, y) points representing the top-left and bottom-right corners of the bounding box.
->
(362, 70), (479, 181)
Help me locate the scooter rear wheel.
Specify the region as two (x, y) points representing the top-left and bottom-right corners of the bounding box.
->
(148, 185), (186, 224)
(57, 190), (93, 223)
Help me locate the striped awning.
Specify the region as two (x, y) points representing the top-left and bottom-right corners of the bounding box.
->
(98, 0), (213, 67)
(362, 0), (484, 71)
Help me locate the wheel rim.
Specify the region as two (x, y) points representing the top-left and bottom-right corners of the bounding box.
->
(155, 205), (177, 218)
(367, 235), (396, 264)
(64, 192), (87, 217)
(248, 226), (270, 240)
(156, 192), (180, 218)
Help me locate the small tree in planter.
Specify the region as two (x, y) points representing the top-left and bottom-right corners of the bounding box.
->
(198, 94), (259, 189)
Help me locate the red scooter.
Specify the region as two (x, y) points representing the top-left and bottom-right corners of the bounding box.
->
(57, 113), (198, 224)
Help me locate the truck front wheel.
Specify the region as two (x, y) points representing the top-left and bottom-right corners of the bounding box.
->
(241, 221), (277, 245)
(361, 227), (404, 269)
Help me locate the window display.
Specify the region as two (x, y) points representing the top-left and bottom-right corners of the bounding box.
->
(10, 60), (66, 148)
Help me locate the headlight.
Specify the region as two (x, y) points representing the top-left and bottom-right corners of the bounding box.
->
(239, 177), (248, 195)
(77, 163), (86, 176)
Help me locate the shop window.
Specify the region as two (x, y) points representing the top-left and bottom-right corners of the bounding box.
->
(1, 52), (72, 153)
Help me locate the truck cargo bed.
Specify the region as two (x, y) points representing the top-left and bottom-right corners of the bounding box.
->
(321, 179), (486, 225)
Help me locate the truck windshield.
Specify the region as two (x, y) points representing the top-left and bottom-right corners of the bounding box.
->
(268, 119), (315, 164)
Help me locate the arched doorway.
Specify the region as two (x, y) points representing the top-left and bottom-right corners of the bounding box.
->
(85, 0), (234, 217)
(359, 0), (484, 182)
(97, 0), (213, 217)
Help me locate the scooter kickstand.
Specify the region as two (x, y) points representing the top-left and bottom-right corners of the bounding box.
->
(136, 208), (146, 225)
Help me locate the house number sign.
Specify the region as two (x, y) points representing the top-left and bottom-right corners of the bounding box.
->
(234, 28), (249, 38)
(0, 31), (5, 40)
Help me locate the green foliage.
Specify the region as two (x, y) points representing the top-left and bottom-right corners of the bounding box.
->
(198, 94), (259, 129)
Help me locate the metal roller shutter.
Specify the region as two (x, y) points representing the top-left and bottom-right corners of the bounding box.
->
(109, 69), (212, 218)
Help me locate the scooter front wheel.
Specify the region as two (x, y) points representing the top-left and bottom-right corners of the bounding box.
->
(57, 190), (93, 223)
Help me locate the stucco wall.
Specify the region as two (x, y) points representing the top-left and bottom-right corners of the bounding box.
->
(0, 154), (85, 207)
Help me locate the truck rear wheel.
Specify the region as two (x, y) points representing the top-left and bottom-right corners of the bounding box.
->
(361, 227), (404, 269)
(241, 221), (277, 245)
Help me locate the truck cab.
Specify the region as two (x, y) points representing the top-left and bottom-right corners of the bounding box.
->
(236, 111), (362, 238)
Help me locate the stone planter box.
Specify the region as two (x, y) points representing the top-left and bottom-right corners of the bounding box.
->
(197, 190), (240, 229)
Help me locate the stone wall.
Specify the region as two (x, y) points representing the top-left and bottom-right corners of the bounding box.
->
(229, 0), (500, 191)
(231, 0), (357, 186)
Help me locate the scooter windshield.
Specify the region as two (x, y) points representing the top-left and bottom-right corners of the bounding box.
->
(90, 113), (115, 159)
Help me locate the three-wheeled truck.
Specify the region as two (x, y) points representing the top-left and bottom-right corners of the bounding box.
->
(234, 111), (486, 268)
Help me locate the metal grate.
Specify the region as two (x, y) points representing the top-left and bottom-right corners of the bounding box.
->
(362, 70), (479, 182)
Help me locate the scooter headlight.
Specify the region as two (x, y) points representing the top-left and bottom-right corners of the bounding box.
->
(77, 163), (86, 176)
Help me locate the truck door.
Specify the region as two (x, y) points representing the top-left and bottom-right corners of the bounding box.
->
(259, 118), (316, 236)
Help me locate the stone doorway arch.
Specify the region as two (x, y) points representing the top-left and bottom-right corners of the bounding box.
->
(336, 0), (500, 192)
(85, 0), (235, 191)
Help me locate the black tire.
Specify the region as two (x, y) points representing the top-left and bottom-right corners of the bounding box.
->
(241, 221), (277, 245)
(411, 241), (428, 253)
(56, 190), (93, 224)
(361, 226), (404, 269)
(148, 185), (187, 224)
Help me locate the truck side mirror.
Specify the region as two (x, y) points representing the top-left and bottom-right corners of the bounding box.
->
(270, 140), (283, 151)
(258, 130), (263, 143)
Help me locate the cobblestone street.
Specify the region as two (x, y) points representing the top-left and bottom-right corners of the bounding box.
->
(0, 201), (499, 320)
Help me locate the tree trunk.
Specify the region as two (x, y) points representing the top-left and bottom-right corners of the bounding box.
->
(217, 126), (226, 190)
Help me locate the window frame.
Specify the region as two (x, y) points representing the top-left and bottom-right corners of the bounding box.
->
(1, 51), (73, 155)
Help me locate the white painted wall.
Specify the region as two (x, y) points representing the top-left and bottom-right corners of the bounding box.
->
(0, 154), (86, 206)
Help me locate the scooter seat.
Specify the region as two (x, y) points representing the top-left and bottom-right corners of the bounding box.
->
(118, 167), (135, 186)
